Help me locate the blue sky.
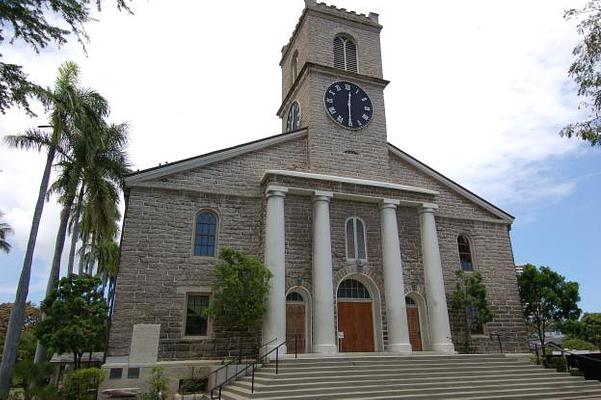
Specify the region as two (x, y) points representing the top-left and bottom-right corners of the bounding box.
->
(0, 0), (599, 312)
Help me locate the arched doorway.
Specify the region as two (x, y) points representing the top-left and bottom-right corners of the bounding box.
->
(337, 279), (375, 352)
(286, 291), (306, 354)
(406, 296), (423, 351)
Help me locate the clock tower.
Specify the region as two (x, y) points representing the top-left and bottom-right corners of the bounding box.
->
(278, 0), (390, 180)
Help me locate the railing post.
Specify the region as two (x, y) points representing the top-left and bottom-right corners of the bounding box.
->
(497, 335), (503, 354)
(219, 386), (222, 400)
(225, 363), (228, 385)
(295, 334), (298, 359)
(276, 346), (279, 374)
(535, 343), (540, 365)
(252, 363), (255, 393)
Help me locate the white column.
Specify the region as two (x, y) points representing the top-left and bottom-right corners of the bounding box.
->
(419, 204), (455, 353)
(263, 186), (288, 356)
(380, 199), (412, 352)
(312, 191), (338, 353)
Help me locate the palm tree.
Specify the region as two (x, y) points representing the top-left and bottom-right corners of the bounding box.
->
(0, 211), (13, 253)
(33, 101), (127, 363)
(0, 61), (111, 389)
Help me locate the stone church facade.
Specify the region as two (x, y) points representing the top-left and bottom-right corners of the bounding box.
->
(104, 0), (528, 390)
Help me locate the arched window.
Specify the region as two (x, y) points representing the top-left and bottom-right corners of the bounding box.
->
(286, 101), (300, 132)
(405, 296), (417, 306)
(337, 279), (371, 299)
(457, 235), (473, 271)
(286, 292), (304, 302)
(333, 35), (357, 72)
(194, 211), (217, 256)
(346, 217), (366, 261)
(291, 50), (299, 82)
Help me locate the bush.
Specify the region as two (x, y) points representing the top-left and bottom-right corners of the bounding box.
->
(12, 360), (59, 400)
(545, 355), (567, 372)
(563, 338), (598, 351)
(143, 367), (169, 400)
(62, 367), (105, 400)
(178, 366), (208, 394)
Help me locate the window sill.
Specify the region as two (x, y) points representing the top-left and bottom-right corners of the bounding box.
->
(181, 335), (210, 341)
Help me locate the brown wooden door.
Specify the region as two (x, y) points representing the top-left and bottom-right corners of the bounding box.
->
(337, 301), (374, 352)
(407, 306), (423, 351)
(286, 303), (305, 354)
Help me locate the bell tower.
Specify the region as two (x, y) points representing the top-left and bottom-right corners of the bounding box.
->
(277, 0), (390, 180)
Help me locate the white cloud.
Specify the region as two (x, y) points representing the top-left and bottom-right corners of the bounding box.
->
(0, 0), (593, 300)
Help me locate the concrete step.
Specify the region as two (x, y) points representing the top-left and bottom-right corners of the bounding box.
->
(239, 368), (558, 386)
(235, 373), (582, 392)
(216, 353), (601, 400)
(257, 363), (542, 377)
(225, 377), (601, 398)
(268, 357), (525, 369)
(221, 383), (601, 400)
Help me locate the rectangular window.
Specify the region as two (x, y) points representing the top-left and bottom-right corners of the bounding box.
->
(467, 305), (484, 335)
(109, 368), (123, 380)
(127, 367), (140, 379)
(185, 294), (209, 336)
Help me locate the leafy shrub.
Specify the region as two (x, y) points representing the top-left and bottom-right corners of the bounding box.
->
(178, 366), (208, 394)
(12, 360), (59, 400)
(62, 367), (105, 400)
(563, 338), (598, 351)
(143, 367), (169, 399)
(545, 355), (567, 372)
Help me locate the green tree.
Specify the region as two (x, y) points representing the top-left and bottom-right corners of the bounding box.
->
(517, 264), (581, 353)
(0, 61), (102, 392)
(35, 275), (108, 370)
(0, 302), (41, 361)
(0, 211), (12, 254)
(561, 313), (601, 350)
(450, 270), (493, 353)
(562, 0), (601, 146)
(0, 0), (132, 114)
(204, 248), (272, 340)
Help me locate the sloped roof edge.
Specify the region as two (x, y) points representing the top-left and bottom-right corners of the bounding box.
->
(125, 128), (308, 186)
(387, 143), (514, 223)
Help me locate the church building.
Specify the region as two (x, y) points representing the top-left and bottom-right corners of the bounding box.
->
(103, 0), (528, 390)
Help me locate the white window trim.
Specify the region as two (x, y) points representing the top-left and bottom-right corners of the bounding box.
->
(457, 233), (476, 272)
(345, 216), (367, 262)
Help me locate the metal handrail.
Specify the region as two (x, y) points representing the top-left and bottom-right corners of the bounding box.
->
(546, 341), (601, 364)
(204, 337), (274, 392)
(209, 335), (301, 400)
(489, 333), (504, 354)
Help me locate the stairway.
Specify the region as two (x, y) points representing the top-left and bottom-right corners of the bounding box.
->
(218, 353), (601, 400)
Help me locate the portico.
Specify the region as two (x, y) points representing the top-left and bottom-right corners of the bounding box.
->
(261, 170), (455, 355)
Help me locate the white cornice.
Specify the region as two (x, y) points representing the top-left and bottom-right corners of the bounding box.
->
(125, 129), (308, 186)
(262, 169), (439, 196)
(387, 144), (514, 223)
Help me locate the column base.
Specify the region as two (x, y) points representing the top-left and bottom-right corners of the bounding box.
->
(263, 344), (287, 360)
(386, 343), (412, 353)
(312, 343), (338, 354)
(431, 342), (455, 353)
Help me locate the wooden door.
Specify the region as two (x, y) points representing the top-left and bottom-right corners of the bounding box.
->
(337, 302), (374, 352)
(286, 303), (305, 354)
(407, 306), (423, 351)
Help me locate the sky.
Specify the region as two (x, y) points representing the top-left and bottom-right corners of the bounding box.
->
(0, 1), (600, 312)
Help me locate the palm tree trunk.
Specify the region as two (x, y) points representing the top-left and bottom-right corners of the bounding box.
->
(66, 185), (84, 275)
(0, 146), (55, 397)
(34, 195), (74, 363)
(78, 237), (87, 275)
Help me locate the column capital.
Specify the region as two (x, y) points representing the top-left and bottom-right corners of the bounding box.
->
(265, 185), (288, 198)
(313, 190), (333, 203)
(418, 202), (438, 215)
(380, 198), (400, 210)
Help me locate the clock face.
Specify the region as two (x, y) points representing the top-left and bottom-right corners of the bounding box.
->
(324, 81), (373, 129)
